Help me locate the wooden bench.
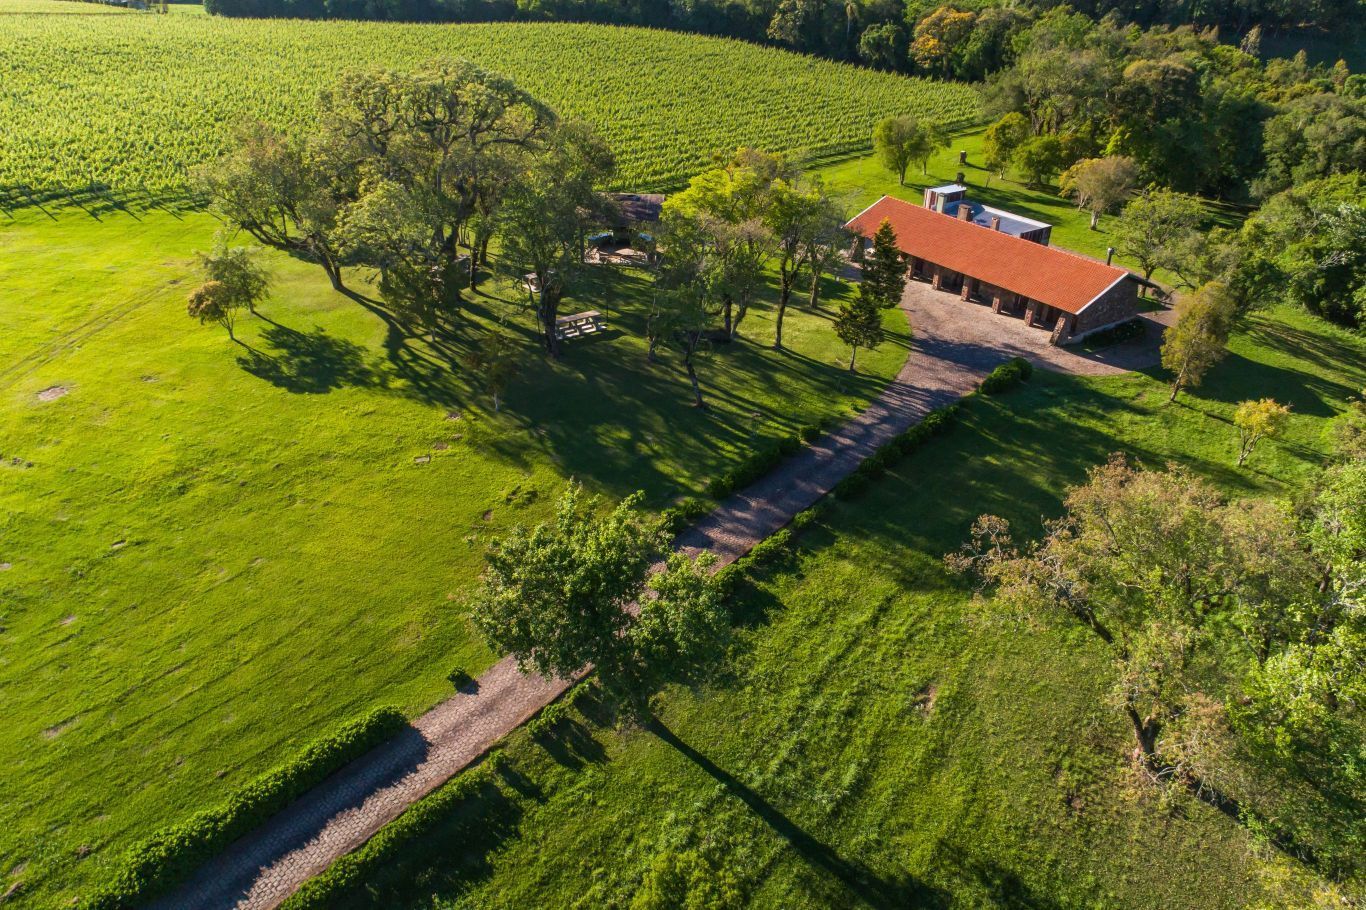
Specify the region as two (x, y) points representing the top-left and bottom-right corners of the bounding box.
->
(555, 310), (605, 341)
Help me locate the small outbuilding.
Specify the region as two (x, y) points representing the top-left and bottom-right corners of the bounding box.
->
(847, 195), (1139, 345)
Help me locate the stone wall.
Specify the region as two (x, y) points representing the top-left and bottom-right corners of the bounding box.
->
(1069, 276), (1139, 341)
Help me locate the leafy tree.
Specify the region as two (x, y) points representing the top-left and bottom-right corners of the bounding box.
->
(1256, 92), (1366, 199)
(460, 331), (520, 412)
(872, 114), (929, 186)
(186, 281), (245, 343)
(325, 59), (558, 326)
(1058, 156), (1137, 229)
(909, 6), (975, 77)
(981, 111), (1030, 180)
(858, 217), (907, 309)
(471, 484), (728, 713)
(1233, 398), (1291, 466)
(1328, 390), (1366, 460)
(1012, 134), (1065, 187)
(947, 457), (1317, 785)
(196, 122), (350, 293)
(1161, 281), (1237, 402)
(1235, 173), (1365, 328)
(1113, 187), (1204, 283)
(834, 294), (883, 372)
(497, 121), (616, 356)
(764, 177), (845, 349)
(857, 22), (903, 70)
(196, 241), (272, 315)
(662, 149), (782, 337)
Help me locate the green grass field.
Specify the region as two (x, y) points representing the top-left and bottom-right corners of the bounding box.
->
(0, 202), (910, 907)
(0, 1), (980, 201)
(316, 304), (1364, 910)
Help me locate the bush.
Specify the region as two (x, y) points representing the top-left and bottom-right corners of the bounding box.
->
(979, 357), (1033, 395)
(797, 423), (822, 445)
(279, 757), (503, 910)
(834, 404), (959, 501)
(661, 497), (712, 534)
(525, 682), (590, 740)
(1080, 317), (1145, 350)
(86, 707), (408, 910)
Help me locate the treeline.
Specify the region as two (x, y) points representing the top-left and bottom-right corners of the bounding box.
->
(973, 11), (1364, 200)
(203, 0), (1363, 65)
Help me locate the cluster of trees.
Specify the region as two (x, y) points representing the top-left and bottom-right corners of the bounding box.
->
(949, 449), (1365, 881)
(978, 12), (1363, 200)
(198, 60), (619, 367)
(204, 0), (1362, 76)
(648, 148), (888, 406)
(198, 61), (915, 409)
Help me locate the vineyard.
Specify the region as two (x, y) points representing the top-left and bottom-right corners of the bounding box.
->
(0, 3), (981, 204)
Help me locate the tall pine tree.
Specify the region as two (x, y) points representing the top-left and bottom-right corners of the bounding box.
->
(860, 218), (908, 309)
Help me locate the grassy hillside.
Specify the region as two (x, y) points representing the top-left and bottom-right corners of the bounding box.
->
(0, 205), (909, 908)
(307, 305), (1364, 910)
(0, 5), (980, 202)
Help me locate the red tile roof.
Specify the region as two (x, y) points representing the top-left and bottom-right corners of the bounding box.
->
(846, 196), (1129, 315)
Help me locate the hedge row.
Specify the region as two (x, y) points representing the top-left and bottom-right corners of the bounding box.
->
(278, 755), (503, 910)
(979, 357), (1034, 395)
(525, 681), (591, 740)
(703, 420), (830, 500)
(86, 707), (408, 910)
(833, 404), (960, 500)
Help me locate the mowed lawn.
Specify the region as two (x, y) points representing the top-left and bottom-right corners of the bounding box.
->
(0, 207), (907, 907)
(314, 305), (1364, 910)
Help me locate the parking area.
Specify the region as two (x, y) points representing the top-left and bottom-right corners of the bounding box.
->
(901, 276), (1172, 378)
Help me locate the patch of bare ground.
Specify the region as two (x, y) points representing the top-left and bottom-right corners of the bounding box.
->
(910, 683), (938, 717)
(36, 385), (68, 402)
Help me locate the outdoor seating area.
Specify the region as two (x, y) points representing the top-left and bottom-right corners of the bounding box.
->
(584, 245), (653, 267)
(555, 310), (606, 340)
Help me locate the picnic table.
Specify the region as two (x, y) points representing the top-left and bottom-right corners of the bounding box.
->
(555, 310), (605, 340)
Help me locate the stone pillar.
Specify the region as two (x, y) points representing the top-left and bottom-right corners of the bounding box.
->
(1024, 300), (1038, 327)
(991, 294), (1003, 314)
(1049, 314), (1073, 345)
(961, 277), (976, 301)
(908, 256), (921, 278)
(931, 267), (943, 291)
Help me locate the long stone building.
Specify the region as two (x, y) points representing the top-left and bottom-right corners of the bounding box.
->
(846, 195), (1139, 345)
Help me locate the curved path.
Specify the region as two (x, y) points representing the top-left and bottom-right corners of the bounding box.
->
(149, 283), (1163, 910)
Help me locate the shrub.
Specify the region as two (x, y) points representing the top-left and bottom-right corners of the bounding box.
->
(86, 707), (408, 910)
(525, 682), (591, 740)
(834, 404), (959, 500)
(979, 357), (1033, 395)
(797, 423), (823, 445)
(661, 497), (712, 534)
(279, 756), (503, 910)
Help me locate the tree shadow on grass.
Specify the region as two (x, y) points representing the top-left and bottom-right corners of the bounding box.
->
(1197, 350), (1356, 418)
(649, 718), (950, 910)
(237, 322), (385, 394)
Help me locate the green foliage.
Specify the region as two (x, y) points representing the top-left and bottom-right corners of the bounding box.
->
(278, 756), (503, 910)
(978, 356), (1033, 394)
(858, 218), (908, 310)
(0, 15), (980, 204)
(1114, 188), (1206, 282)
(1079, 316), (1145, 349)
(872, 114), (945, 185)
(1235, 172), (1365, 328)
(1233, 398), (1292, 466)
(982, 111), (1030, 177)
(630, 845), (744, 910)
(1012, 134), (1065, 187)
(86, 707), (407, 910)
(1162, 281), (1237, 401)
(833, 403), (958, 499)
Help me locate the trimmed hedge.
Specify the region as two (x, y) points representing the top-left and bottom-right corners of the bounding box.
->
(525, 682), (591, 740)
(703, 418), (834, 500)
(86, 707), (408, 910)
(833, 404), (959, 500)
(979, 357), (1033, 395)
(279, 755), (504, 910)
(661, 496), (713, 535)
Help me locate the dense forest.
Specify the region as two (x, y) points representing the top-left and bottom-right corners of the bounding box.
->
(203, 0), (1363, 56)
